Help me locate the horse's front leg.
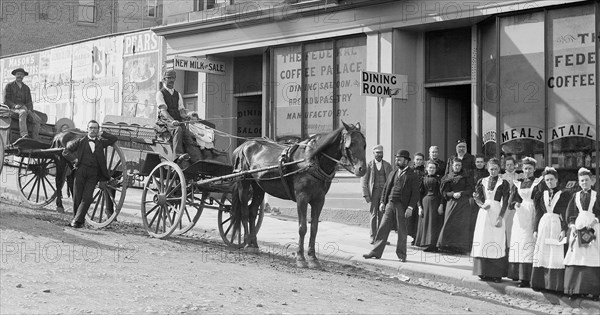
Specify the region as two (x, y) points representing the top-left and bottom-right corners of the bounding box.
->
(296, 198), (309, 268)
(307, 197), (325, 269)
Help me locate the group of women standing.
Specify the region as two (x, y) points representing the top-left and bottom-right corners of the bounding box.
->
(412, 156), (599, 300)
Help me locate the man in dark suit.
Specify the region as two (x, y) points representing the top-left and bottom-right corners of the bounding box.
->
(445, 139), (476, 177)
(63, 120), (117, 228)
(361, 145), (393, 244)
(363, 150), (420, 262)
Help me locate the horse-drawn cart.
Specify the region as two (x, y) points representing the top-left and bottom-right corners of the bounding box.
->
(0, 104), (129, 229)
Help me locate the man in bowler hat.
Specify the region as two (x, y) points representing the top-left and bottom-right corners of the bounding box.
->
(363, 149), (420, 262)
(63, 120), (117, 228)
(3, 68), (42, 140)
(361, 145), (393, 244)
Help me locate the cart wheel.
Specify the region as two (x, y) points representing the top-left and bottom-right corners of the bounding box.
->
(141, 161), (186, 238)
(86, 144), (129, 228)
(0, 135), (4, 175)
(217, 191), (265, 248)
(17, 156), (59, 207)
(172, 186), (204, 236)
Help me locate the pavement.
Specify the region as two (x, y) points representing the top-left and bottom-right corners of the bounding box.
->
(1, 166), (599, 311)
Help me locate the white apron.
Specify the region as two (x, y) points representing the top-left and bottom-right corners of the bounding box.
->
(472, 177), (506, 259)
(564, 191), (600, 267)
(508, 178), (541, 264)
(533, 190), (565, 269)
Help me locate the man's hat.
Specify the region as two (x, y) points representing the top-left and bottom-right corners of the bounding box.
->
(372, 145), (383, 152)
(162, 69), (176, 79)
(11, 68), (28, 76)
(456, 138), (467, 145)
(395, 149), (411, 161)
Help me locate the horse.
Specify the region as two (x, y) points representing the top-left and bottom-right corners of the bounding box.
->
(231, 122), (367, 268)
(50, 129), (86, 213)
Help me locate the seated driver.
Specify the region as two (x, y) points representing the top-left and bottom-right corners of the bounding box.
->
(155, 69), (201, 163)
(3, 67), (42, 141)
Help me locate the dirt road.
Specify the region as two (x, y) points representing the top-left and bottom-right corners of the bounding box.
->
(0, 203), (533, 314)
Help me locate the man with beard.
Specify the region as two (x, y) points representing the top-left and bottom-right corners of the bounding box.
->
(361, 145), (393, 244)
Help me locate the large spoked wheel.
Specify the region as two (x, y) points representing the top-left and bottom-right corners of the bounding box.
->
(217, 190), (265, 248)
(141, 161), (186, 238)
(17, 156), (59, 207)
(171, 186), (205, 236)
(86, 144), (129, 228)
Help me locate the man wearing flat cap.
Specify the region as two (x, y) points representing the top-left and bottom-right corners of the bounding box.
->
(364, 149), (420, 262)
(361, 145), (393, 244)
(3, 68), (41, 140)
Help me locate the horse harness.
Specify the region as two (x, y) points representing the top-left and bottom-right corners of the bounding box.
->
(276, 128), (361, 202)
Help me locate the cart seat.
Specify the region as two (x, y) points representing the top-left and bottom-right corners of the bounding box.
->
(0, 107), (55, 143)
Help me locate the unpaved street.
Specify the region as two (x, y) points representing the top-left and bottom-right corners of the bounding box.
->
(1, 203), (533, 314)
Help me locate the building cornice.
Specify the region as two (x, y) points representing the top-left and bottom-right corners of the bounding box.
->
(152, 0), (398, 38)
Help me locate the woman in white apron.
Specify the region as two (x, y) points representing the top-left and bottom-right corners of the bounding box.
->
(472, 158), (511, 283)
(507, 157), (543, 288)
(563, 168), (600, 300)
(531, 167), (570, 292)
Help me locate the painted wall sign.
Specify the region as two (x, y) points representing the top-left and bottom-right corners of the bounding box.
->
(173, 56), (225, 75)
(501, 127), (544, 143)
(360, 71), (407, 99)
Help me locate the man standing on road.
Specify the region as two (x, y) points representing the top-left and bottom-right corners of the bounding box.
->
(63, 120), (117, 228)
(3, 68), (42, 141)
(361, 145), (393, 244)
(363, 150), (420, 262)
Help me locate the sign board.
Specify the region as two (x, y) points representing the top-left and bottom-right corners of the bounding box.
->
(173, 56), (225, 75)
(360, 71), (407, 99)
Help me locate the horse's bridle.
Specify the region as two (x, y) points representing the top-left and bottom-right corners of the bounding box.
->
(321, 128), (363, 173)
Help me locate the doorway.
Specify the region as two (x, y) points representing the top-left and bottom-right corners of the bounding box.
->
(426, 85), (471, 160)
(236, 95), (262, 146)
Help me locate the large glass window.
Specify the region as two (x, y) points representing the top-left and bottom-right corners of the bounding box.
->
(499, 12), (546, 169)
(547, 4), (596, 177)
(272, 37), (366, 141)
(480, 19), (498, 160)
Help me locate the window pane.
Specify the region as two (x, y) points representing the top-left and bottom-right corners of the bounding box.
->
(427, 28), (471, 82)
(336, 37), (366, 135)
(305, 41), (334, 135)
(480, 19), (498, 160)
(499, 12), (545, 169)
(547, 4), (596, 175)
(274, 45), (302, 140)
(184, 71), (198, 94)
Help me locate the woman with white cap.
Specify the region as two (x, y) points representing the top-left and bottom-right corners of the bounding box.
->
(506, 157), (543, 288)
(563, 168), (600, 300)
(531, 167), (570, 292)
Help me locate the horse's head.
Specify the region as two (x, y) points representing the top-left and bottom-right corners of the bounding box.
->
(340, 121), (366, 177)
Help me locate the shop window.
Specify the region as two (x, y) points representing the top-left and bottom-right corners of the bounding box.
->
(184, 71), (198, 112)
(480, 19), (498, 160)
(273, 44), (302, 141)
(78, 0), (95, 23)
(336, 37), (366, 133)
(195, 0), (231, 11)
(272, 37), (366, 142)
(547, 4), (596, 177)
(147, 0), (158, 17)
(499, 12), (546, 170)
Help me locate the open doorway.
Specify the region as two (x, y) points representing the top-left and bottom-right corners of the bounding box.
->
(236, 95), (262, 146)
(426, 85), (471, 160)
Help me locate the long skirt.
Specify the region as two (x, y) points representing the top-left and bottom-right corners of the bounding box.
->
(531, 213), (565, 292)
(415, 195), (443, 248)
(437, 196), (471, 253)
(507, 199), (536, 281)
(563, 217), (600, 296)
(472, 200), (507, 278)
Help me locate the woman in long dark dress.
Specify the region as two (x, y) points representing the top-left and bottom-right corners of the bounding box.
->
(437, 158), (475, 254)
(472, 158), (511, 283)
(531, 167), (570, 292)
(415, 160), (444, 251)
(563, 168), (600, 300)
(507, 157), (542, 288)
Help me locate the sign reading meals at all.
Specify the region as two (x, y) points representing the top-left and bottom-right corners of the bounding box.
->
(360, 71), (408, 99)
(174, 56), (225, 75)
